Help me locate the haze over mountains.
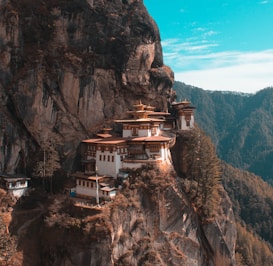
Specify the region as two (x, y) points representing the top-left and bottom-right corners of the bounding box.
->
(174, 81), (273, 184)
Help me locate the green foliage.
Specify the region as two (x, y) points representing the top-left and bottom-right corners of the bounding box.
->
(176, 128), (221, 219)
(222, 162), (273, 245)
(236, 222), (273, 266)
(173, 82), (273, 183)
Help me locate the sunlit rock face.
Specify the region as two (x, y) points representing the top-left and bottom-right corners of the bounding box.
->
(8, 173), (236, 265)
(0, 0), (173, 173)
(0, 2), (237, 266)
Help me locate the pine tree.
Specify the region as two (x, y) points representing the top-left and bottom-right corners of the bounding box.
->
(180, 128), (221, 219)
(33, 134), (61, 193)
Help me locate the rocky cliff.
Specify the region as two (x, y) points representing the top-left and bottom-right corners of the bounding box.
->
(0, 1), (237, 265)
(0, 0), (173, 173)
(4, 166), (236, 266)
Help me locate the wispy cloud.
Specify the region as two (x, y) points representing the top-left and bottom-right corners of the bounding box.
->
(162, 37), (273, 92)
(173, 50), (273, 93)
(162, 38), (219, 60)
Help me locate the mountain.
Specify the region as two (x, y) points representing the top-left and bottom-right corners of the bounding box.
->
(174, 81), (273, 183)
(222, 162), (273, 265)
(0, 0), (174, 174)
(0, 1), (237, 265)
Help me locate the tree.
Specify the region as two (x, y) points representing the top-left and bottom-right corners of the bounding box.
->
(33, 134), (61, 193)
(180, 128), (221, 219)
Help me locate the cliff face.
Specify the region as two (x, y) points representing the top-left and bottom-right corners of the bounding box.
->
(8, 168), (236, 266)
(0, 0), (173, 173)
(0, 1), (237, 265)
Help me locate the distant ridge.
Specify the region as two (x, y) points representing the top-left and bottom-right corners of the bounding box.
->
(174, 81), (273, 183)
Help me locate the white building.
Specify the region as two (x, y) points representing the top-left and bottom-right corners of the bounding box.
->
(73, 172), (116, 200)
(72, 100), (195, 200)
(0, 174), (30, 198)
(172, 100), (195, 130)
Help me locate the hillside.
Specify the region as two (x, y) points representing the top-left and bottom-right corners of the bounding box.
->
(174, 81), (273, 183)
(222, 162), (273, 265)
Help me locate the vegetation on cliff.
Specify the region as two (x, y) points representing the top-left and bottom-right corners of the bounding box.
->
(171, 127), (222, 220)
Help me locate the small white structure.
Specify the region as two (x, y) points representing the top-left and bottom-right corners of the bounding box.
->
(72, 172), (116, 200)
(0, 174), (30, 198)
(172, 100), (195, 130)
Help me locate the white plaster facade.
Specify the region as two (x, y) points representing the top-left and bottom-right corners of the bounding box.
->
(73, 100), (195, 201)
(0, 175), (30, 198)
(74, 175), (116, 200)
(179, 113), (195, 130)
(96, 150), (122, 177)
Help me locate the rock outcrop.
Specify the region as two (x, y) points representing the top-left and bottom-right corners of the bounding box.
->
(9, 168), (236, 265)
(0, 0), (174, 173)
(0, 1), (237, 265)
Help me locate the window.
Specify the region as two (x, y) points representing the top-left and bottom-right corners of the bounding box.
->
(91, 182), (93, 188)
(99, 155), (102, 161)
(82, 181), (85, 187)
(108, 155), (110, 162)
(112, 156), (114, 162)
(132, 127), (138, 136)
(79, 180), (81, 186)
(103, 155), (106, 161)
(87, 182), (89, 187)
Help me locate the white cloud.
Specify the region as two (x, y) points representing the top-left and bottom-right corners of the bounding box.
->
(162, 37), (273, 93)
(175, 60), (273, 93)
(162, 38), (218, 59)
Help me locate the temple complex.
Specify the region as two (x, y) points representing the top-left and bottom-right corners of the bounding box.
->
(71, 99), (195, 201)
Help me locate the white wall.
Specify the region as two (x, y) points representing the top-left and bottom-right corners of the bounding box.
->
(179, 114), (194, 130)
(75, 179), (114, 200)
(123, 129), (132, 137)
(96, 151), (121, 177)
(76, 182), (97, 198)
(138, 129), (150, 137)
(11, 188), (28, 198)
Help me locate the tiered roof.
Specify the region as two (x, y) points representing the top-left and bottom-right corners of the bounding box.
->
(115, 101), (169, 123)
(172, 99), (196, 111)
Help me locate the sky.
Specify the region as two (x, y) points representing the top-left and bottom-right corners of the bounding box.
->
(143, 0), (273, 93)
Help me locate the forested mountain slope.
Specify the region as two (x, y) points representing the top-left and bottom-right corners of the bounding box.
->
(222, 162), (273, 265)
(174, 81), (273, 183)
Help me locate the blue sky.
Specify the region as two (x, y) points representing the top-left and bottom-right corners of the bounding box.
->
(144, 0), (273, 93)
